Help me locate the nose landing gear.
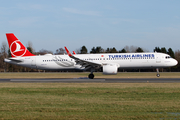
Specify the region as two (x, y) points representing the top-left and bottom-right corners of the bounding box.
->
(156, 68), (160, 77)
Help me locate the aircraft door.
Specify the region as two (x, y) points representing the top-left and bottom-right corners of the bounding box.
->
(31, 57), (36, 66)
(100, 55), (106, 63)
(156, 54), (161, 63)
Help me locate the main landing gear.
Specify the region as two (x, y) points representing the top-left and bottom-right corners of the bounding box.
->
(88, 68), (95, 79)
(156, 68), (160, 77)
(88, 73), (94, 79)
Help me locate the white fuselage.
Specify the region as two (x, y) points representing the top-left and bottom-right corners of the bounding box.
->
(4, 52), (178, 70)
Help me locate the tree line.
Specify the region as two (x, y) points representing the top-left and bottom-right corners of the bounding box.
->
(0, 41), (180, 72)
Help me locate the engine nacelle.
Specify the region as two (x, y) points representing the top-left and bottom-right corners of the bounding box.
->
(103, 64), (118, 75)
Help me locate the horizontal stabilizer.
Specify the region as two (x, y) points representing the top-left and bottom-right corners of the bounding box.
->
(5, 58), (23, 63)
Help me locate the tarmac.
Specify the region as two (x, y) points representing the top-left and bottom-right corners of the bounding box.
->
(0, 78), (180, 83)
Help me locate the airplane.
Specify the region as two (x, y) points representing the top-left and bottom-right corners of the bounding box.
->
(4, 33), (178, 79)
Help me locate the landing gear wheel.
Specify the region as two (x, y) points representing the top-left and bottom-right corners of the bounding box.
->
(156, 74), (160, 77)
(88, 74), (94, 79)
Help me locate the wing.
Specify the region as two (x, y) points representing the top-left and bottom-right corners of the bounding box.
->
(64, 47), (102, 70)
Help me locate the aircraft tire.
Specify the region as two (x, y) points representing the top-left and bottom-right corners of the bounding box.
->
(156, 74), (160, 77)
(88, 74), (94, 79)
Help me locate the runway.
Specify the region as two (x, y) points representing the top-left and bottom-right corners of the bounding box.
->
(0, 78), (180, 83)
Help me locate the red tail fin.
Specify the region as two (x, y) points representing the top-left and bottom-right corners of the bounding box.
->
(6, 33), (35, 57)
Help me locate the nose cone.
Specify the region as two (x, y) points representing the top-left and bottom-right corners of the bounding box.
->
(173, 59), (178, 66)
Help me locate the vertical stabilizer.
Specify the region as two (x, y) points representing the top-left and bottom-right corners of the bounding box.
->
(6, 33), (35, 57)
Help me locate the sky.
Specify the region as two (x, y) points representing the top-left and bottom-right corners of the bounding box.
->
(0, 0), (180, 53)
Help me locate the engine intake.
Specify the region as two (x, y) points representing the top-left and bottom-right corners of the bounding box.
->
(103, 64), (118, 75)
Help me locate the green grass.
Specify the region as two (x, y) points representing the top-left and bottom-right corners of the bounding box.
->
(0, 72), (180, 78)
(0, 83), (180, 119)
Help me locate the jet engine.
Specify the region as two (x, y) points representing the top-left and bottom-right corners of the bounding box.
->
(103, 64), (118, 75)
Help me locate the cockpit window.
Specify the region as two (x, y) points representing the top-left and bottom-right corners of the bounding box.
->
(165, 56), (171, 59)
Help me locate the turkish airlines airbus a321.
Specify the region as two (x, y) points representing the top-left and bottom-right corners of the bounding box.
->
(4, 33), (178, 79)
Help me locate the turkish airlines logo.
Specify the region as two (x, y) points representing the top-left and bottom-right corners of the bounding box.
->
(10, 40), (26, 57)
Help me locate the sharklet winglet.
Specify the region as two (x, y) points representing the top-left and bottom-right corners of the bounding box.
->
(64, 46), (72, 57)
